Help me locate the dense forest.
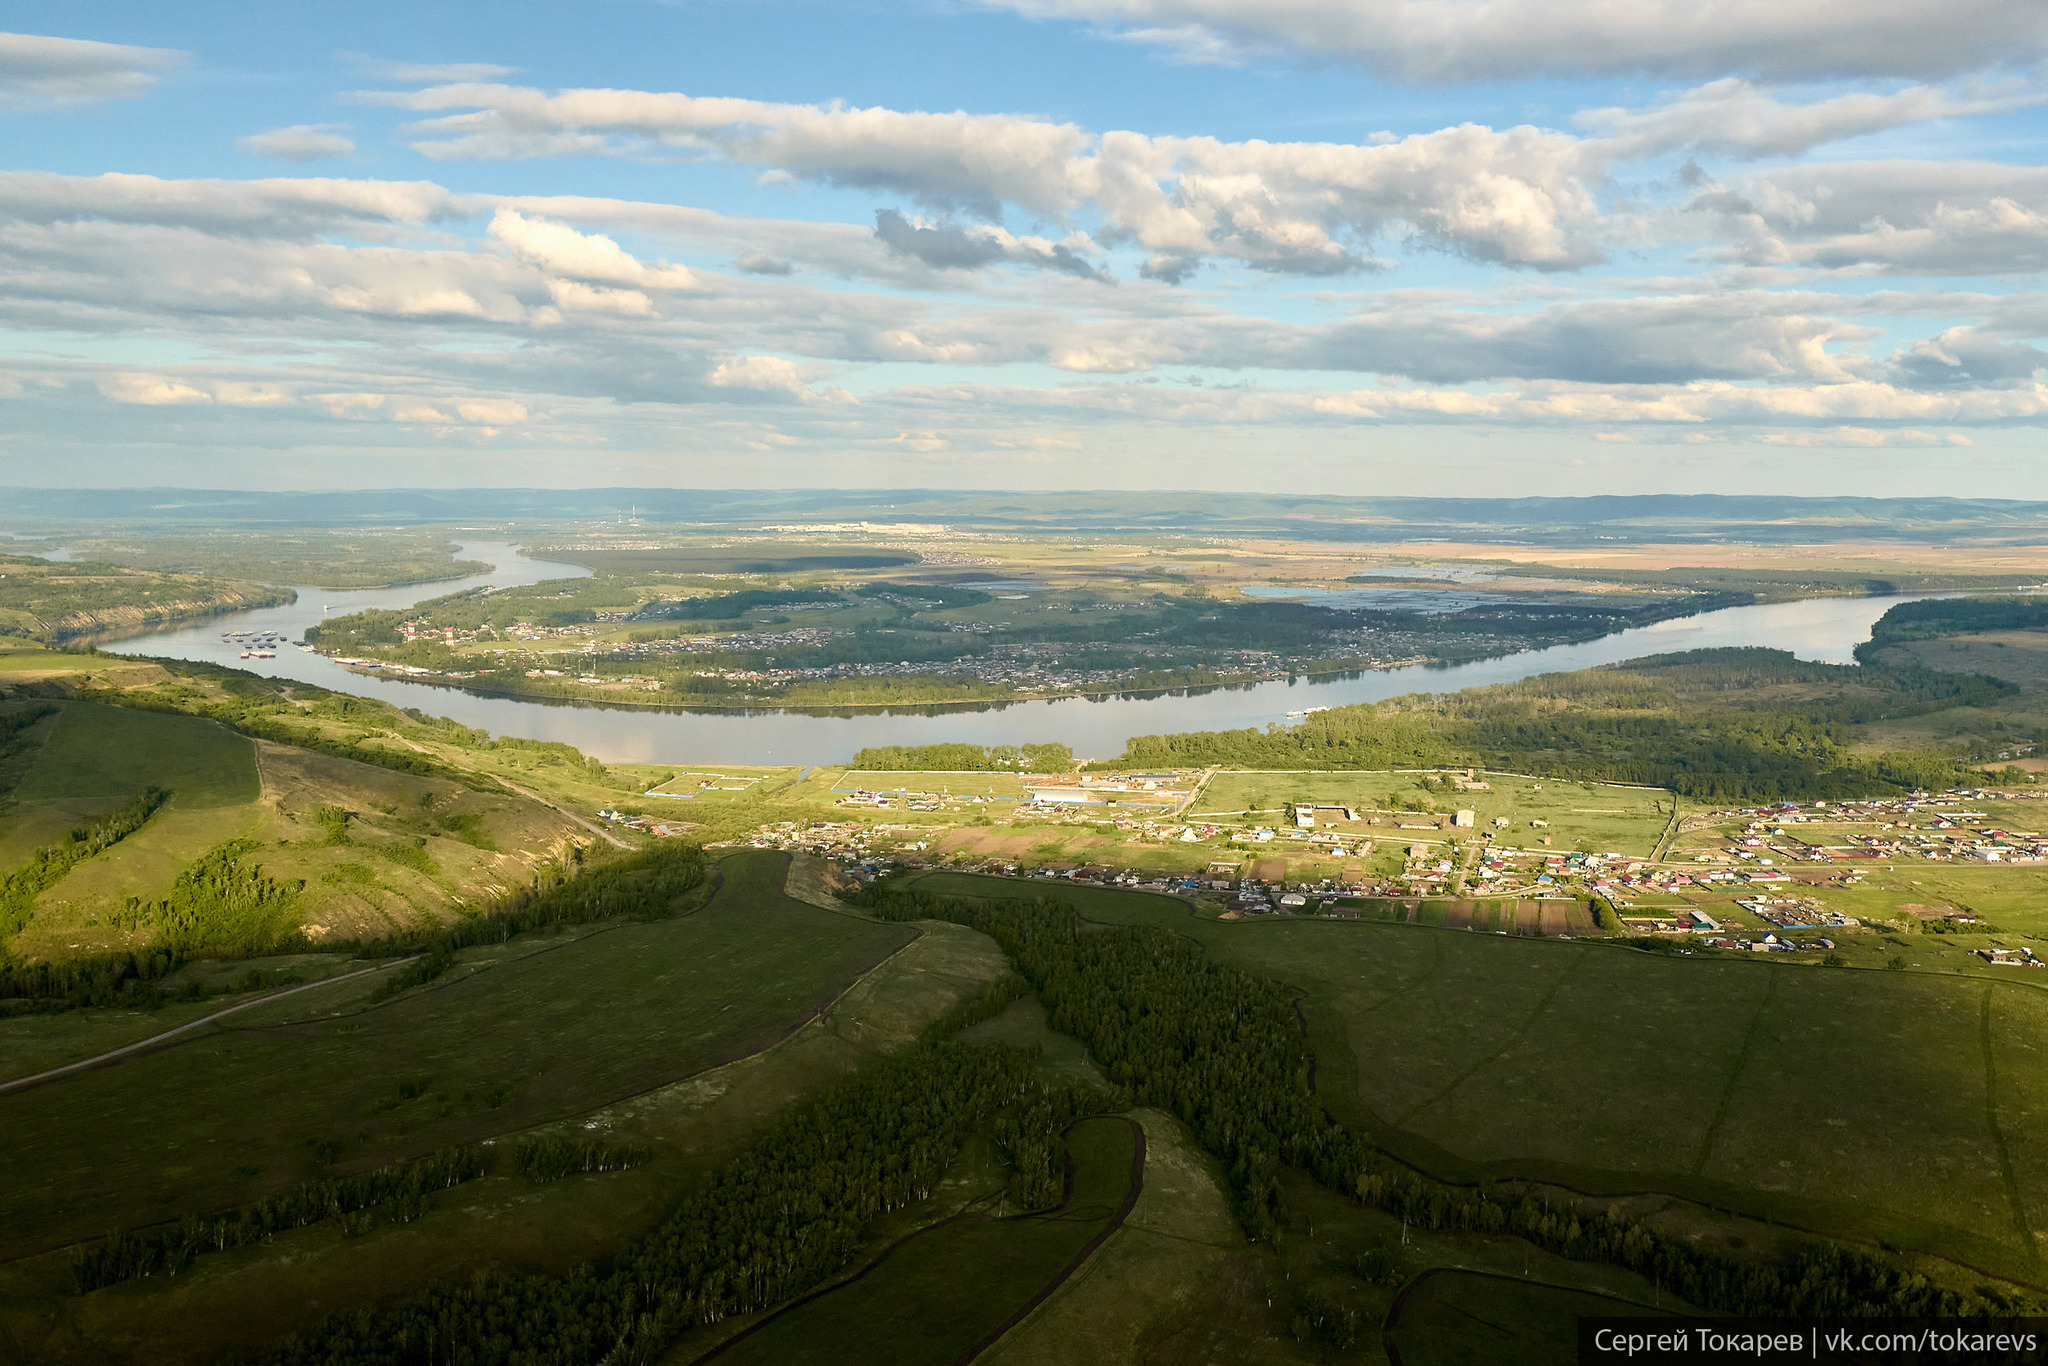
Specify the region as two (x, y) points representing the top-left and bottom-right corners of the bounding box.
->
(1100, 648), (1997, 799)
(846, 878), (2030, 1321)
(1857, 596), (2048, 658)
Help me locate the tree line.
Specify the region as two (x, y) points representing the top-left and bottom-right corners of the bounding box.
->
(845, 877), (2032, 1320)
(849, 742), (1075, 772)
(1100, 647), (1994, 799)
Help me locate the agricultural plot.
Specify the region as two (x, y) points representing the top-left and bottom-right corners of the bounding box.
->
(707, 1116), (1141, 1366)
(643, 768), (778, 797)
(915, 872), (2048, 1276)
(1198, 769), (1671, 855)
(0, 851), (915, 1255)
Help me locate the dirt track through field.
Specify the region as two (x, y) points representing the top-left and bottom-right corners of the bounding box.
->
(0, 957), (418, 1095)
(1395, 950), (1587, 1129)
(1981, 985), (2038, 1262)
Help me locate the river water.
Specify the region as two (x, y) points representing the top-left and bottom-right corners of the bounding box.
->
(94, 542), (1925, 765)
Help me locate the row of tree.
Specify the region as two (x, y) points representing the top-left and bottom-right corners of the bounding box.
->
(514, 1138), (651, 1183)
(71, 1146), (491, 1292)
(0, 943), (186, 1013)
(0, 784), (167, 937)
(1, 839), (702, 1018)
(846, 878), (2033, 1320)
(125, 836), (306, 955)
(847, 742), (1075, 771)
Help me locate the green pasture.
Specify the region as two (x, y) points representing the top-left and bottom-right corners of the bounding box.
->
(1198, 770), (1671, 855)
(911, 871), (2048, 1277)
(0, 851), (914, 1255)
(641, 766), (791, 798)
(708, 1116), (1139, 1366)
(14, 701), (257, 809)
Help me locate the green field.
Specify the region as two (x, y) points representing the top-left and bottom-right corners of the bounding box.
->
(706, 1116), (1140, 1366)
(0, 851), (915, 1255)
(1198, 769), (1671, 855)
(14, 701), (258, 809)
(908, 871), (2048, 1278)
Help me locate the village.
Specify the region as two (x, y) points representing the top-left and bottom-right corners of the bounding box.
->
(664, 766), (2048, 968)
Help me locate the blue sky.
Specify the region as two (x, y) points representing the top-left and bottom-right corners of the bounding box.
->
(3, 0), (2047, 493)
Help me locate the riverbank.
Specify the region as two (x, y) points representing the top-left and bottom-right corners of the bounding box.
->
(92, 543), (1945, 765)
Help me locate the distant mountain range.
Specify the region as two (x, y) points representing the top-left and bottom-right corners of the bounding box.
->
(7, 489), (2048, 543)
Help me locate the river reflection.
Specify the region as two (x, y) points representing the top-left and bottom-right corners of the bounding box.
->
(94, 544), (1927, 765)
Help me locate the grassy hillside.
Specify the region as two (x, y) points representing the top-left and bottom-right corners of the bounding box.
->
(0, 556), (293, 642)
(0, 694), (592, 961)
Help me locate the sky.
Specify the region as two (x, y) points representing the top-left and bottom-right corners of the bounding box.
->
(2, 1), (2047, 496)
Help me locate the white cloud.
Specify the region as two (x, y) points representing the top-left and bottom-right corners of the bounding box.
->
(1754, 426), (1971, 446)
(455, 398), (529, 424)
(0, 32), (183, 109)
(1689, 162), (2048, 274)
(237, 125), (357, 162)
(486, 208), (694, 287)
(376, 82), (1607, 272)
(0, 170), (475, 239)
(96, 372), (211, 405)
(873, 210), (1112, 281)
(708, 354), (816, 396)
(1578, 79), (2044, 161)
(976, 0), (2048, 83)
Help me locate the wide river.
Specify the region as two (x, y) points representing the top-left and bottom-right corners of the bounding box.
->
(97, 541), (1926, 765)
